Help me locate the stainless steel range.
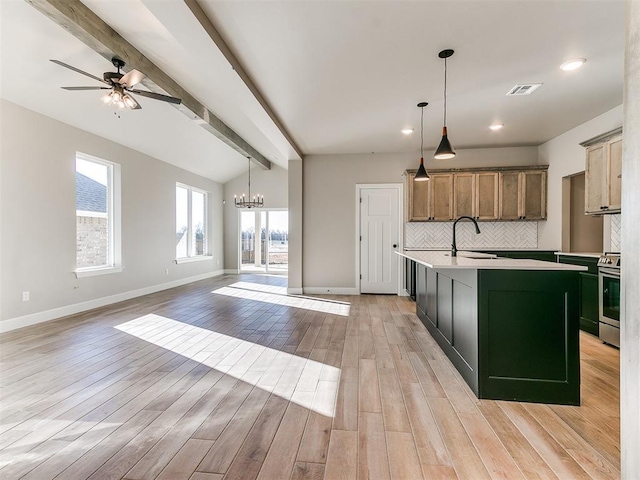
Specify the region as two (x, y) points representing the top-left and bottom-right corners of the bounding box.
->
(597, 252), (621, 348)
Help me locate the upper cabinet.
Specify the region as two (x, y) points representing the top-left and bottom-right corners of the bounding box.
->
(583, 128), (622, 215)
(406, 172), (453, 221)
(498, 169), (547, 221)
(430, 174), (454, 221)
(454, 172), (499, 220)
(407, 165), (547, 222)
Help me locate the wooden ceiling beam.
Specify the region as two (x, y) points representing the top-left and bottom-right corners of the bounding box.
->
(25, 0), (271, 170)
(184, 0), (304, 161)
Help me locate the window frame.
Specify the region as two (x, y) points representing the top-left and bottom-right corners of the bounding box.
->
(175, 182), (210, 262)
(74, 152), (122, 278)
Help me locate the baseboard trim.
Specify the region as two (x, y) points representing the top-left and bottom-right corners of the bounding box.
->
(303, 287), (359, 295)
(287, 288), (304, 295)
(0, 270), (224, 333)
(224, 269), (239, 274)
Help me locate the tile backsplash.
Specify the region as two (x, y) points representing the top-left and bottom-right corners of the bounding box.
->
(405, 221), (538, 250)
(610, 214), (621, 252)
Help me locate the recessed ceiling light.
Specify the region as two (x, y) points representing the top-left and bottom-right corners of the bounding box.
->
(561, 58), (586, 71)
(401, 128), (414, 135)
(489, 123), (504, 131)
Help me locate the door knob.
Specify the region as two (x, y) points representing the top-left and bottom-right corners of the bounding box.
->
(392, 244), (398, 248)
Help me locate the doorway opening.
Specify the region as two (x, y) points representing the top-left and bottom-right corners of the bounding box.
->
(239, 210), (288, 274)
(562, 172), (603, 253)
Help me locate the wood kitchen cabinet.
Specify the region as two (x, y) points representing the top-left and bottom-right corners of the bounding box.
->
(498, 169), (547, 220)
(583, 128), (622, 214)
(407, 171), (431, 221)
(430, 174), (454, 221)
(407, 171), (452, 221)
(454, 172), (499, 220)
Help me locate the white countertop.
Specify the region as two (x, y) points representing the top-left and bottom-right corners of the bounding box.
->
(554, 252), (603, 258)
(397, 250), (587, 271)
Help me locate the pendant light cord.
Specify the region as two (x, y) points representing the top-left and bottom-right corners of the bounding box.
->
(420, 105), (424, 158)
(247, 157), (251, 198)
(443, 57), (447, 127)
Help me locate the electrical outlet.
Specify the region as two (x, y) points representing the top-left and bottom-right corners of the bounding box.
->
(216, 259), (220, 266)
(22, 291), (30, 302)
(165, 268), (169, 275)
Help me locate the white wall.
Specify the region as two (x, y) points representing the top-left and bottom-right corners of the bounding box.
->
(0, 100), (224, 329)
(222, 163), (288, 271)
(537, 105), (624, 250)
(302, 147), (539, 289)
(621, 1), (640, 475)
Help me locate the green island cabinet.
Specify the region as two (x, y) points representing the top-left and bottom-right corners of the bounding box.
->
(556, 254), (600, 336)
(403, 251), (584, 405)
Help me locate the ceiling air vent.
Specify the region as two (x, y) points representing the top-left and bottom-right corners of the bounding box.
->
(506, 83), (542, 96)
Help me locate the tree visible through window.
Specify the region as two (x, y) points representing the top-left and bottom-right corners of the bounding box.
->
(76, 154), (117, 269)
(176, 184), (207, 258)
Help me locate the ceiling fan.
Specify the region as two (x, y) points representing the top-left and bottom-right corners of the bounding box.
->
(50, 57), (182, 110)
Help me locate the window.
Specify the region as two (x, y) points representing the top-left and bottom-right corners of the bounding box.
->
(75, 152), (121, 276)
(176, 184), (208, 259)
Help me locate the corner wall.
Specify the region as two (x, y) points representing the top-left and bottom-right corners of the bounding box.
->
(0, 100), (224, 330)
(222, 164), (288, 271)
(537, 105), (623, 250)
(302, 147), (538, 289)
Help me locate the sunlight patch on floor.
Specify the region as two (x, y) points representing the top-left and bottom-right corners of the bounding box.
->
(212, 282), (351, 317)
(115, 315), (340, 417)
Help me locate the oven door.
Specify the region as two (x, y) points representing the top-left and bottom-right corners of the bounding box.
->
(599, 268), (621, 328)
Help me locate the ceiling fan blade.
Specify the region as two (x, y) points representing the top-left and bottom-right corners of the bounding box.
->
(50, 59), (109, 85)
(119, 69), (145, 88)
(61, 86), (111, 91)
(129, 89), (182, 105)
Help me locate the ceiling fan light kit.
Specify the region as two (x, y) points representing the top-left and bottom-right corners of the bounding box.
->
(235, 157), (264, 209)
(414, 101), (430, 181)
(434, 49), (456, 160)
(50, 57), (182, 110)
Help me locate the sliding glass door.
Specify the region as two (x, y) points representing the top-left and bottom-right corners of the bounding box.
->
(239, 210), (288, 273)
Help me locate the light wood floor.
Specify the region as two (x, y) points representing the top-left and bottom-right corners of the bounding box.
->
(0, 274), (620, 480)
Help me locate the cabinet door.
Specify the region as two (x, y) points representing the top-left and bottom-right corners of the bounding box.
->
(453, 173), (475, 219)
(408, 172), (431, 221)
(499, 172), (521, 220)
(430, 174), (453, 221)
(521, 171), (546, 220)
(585, 144), (606, 214)
(607, 136), (622, 211)
(475, 172), (499, 220)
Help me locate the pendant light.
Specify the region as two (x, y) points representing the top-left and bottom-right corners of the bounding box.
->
(234, 157), (264, 208)
(434, 49), (456, 160)
(415, 102), (430, 181)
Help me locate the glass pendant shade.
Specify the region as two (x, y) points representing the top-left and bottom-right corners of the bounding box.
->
(434, 126), (456, 160)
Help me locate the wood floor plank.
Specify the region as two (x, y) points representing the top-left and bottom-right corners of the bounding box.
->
(358, 412), (391, 480)
(386, 431), (425, 480)
(324, 429), (357, 480)
(222, 395), (289, 480)
(290, 462), (325, 480)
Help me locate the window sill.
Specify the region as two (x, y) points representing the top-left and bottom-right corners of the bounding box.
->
(175, 256), (213, 264)
(75, 266), (123, 279)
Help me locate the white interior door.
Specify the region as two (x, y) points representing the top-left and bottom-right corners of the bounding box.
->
(360, 187), (399, 294)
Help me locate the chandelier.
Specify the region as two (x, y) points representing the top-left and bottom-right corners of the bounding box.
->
(234, 157), (264, 208)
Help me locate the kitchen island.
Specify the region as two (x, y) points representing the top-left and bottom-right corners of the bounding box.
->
(397, 250), (587, 405)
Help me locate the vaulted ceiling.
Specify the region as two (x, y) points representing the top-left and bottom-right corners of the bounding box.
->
(0, 0), (626, 182)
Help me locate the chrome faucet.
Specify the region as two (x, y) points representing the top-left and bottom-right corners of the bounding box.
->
(452, 216), (481, 257)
